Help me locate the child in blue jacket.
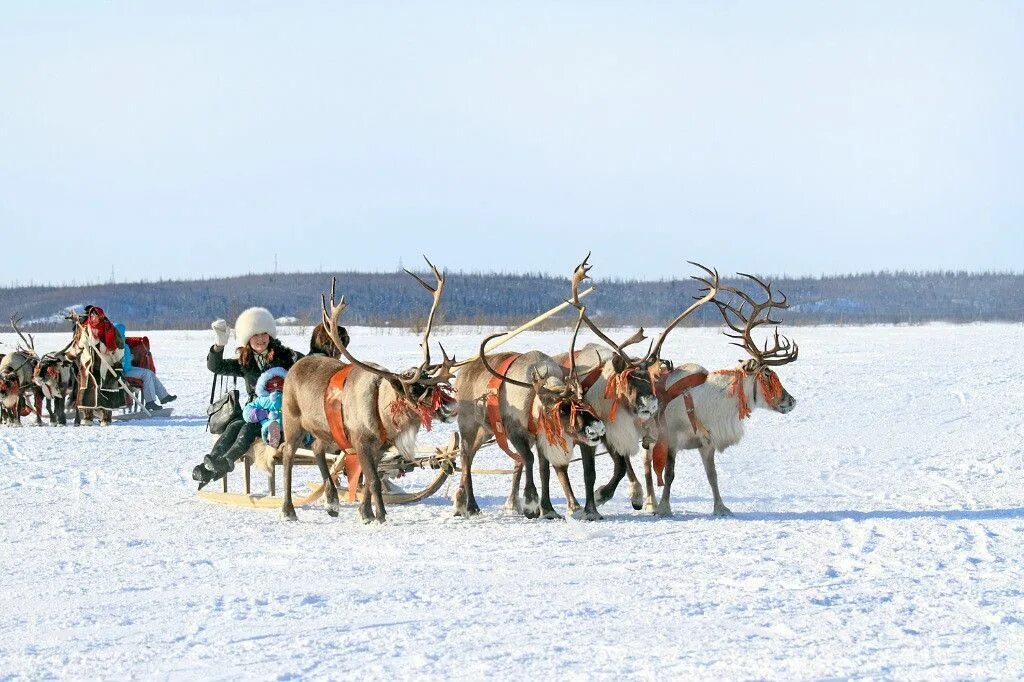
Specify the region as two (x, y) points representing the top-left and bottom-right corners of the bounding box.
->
(243, 367), (287, 447)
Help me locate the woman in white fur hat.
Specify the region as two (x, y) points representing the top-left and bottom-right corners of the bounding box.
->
(193, 307), (302, 488)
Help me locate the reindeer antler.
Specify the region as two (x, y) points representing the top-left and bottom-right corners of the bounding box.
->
(564, 305), (589, 400)
(569, 253), (646, 363)
(10, 315), (37, 357)
(321, 277), (421, 389)
(403, 255), (447, 381)
(714, 273), (798, 368)
(479, 333), (534, 389)
(644, 262), (720, 363)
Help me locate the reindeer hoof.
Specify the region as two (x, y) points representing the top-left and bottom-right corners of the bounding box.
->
(713, 505), (733, 517)
(654, 505), (673, 518)
(582, 507), (604, 522)
(541, 510), (564, 521)
(628, 482), (643, 510)
(503, 497), (523, 514)
(595, 486), (613, 506)
(280, 508), (298, 522)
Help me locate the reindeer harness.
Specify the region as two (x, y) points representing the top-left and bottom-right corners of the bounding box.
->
(324, 364), (387, 502)
(486, 354), (527, 463)
(651, 369), (710, 486)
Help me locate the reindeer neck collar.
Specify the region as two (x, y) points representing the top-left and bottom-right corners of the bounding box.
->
(714, 366), (783, 419)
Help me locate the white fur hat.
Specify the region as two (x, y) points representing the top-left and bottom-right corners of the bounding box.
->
(235, 307), (277, 347)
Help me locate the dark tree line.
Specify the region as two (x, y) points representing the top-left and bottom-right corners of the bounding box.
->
(1, 269), (1022, 331)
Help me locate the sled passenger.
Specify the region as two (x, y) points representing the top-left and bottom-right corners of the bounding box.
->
(114, 323), (176, 412)
(243, 367), (287, 448)
(192, 307), (302, 488)
(308, 321), (347, 358)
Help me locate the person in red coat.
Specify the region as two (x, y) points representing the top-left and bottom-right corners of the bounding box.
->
(76, 305), (125, 425)
(83, 305), (122, 358)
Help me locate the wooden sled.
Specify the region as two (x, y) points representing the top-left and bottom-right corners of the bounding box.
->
(197, 433), (459, 510)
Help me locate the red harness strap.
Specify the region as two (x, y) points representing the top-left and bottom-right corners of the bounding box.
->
(486, 354), (525, 463)
(324, 364), (378, 503)
(652, 370), (709, 486)
(559, 354), (604, 394)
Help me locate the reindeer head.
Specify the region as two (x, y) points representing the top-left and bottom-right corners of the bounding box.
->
(0, 370), (20, 408)
(33, 354), (63, 395)
(481, 307), (606, 450)
(320, 260), (459, 428)
(714, 274), (799, 416)
(569, 252), (719, 421)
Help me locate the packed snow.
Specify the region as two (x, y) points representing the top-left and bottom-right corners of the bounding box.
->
(1, 324), (1023, 679)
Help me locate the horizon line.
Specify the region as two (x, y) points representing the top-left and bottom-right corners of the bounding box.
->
(3, 266), (1024, 291)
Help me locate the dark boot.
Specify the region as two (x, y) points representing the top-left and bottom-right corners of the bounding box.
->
(160, 394), (177, 404)
(203, 454), (235, 474)
(193, 464), (219, 489)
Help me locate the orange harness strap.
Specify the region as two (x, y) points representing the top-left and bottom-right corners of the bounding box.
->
(324, 365), (366, 503)
(486, 354), (525, 463)
(559, 354), (604, 394)
(652, 371), (709, 486)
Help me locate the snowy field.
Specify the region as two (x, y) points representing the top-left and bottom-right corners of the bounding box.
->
(2, 323), (1023, 680)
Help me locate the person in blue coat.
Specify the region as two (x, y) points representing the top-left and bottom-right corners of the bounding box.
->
(115, 323), (176, 412)
(242, 367), (287, 448)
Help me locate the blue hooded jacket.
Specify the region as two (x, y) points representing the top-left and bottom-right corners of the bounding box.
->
(243, 367), (287, 423)
(114, 323), (132, 370)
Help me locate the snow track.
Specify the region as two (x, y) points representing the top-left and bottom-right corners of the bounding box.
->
(1, 324), (1023, 679)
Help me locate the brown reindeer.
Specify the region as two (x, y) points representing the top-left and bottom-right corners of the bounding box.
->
(279, 263), (457, 523)
(453, 307), (605, 520)
(541, 254), (719, 519)
(638, 274), (799, 516)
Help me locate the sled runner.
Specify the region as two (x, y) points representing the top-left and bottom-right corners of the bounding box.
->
(197, 432), (460, 509)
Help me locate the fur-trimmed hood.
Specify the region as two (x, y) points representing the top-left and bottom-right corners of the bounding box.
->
(255, 366), (288, 397)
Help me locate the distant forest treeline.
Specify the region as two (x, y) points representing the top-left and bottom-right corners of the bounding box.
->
(1, 269), (1022, 331)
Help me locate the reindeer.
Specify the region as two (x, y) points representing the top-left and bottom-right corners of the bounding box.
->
(34, 346), (80, 427)
(638, 274), (799, 516)
(535, 254), (719, 519)
(453, 307), (605, 520)
(279, 262), (457, 523)
(0, 317), (44, 426)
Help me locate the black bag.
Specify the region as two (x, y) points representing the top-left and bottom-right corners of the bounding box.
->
(207, 389), (241, 434)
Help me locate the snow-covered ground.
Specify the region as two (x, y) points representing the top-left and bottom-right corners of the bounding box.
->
(2, 324), (1023, 680)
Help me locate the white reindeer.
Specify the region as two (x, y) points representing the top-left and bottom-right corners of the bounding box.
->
(640, 273), (799, 516)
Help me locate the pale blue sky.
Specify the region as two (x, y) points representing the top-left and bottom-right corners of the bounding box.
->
(1, 2), (1021, 284)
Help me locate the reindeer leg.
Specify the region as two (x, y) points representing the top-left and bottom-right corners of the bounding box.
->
(642, 445), (657, 513)
(655, 446), (677, 517)
(280, 441), (298, 521)
(596, 452), (627, 506)
(511, 435), (540, 519)
(622, 455), (643, 510)
(579, 443), (604, 521)
(33, 388), (43, 426)
(312, 441), (340, 517)
(357, 439), (385, 524)
(538, 455), (562, 520)
(455, 423), (486, 517)
(554, 464), (580, 514)
(504, 462), (523, 513)
(699, 444), (732, 517)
